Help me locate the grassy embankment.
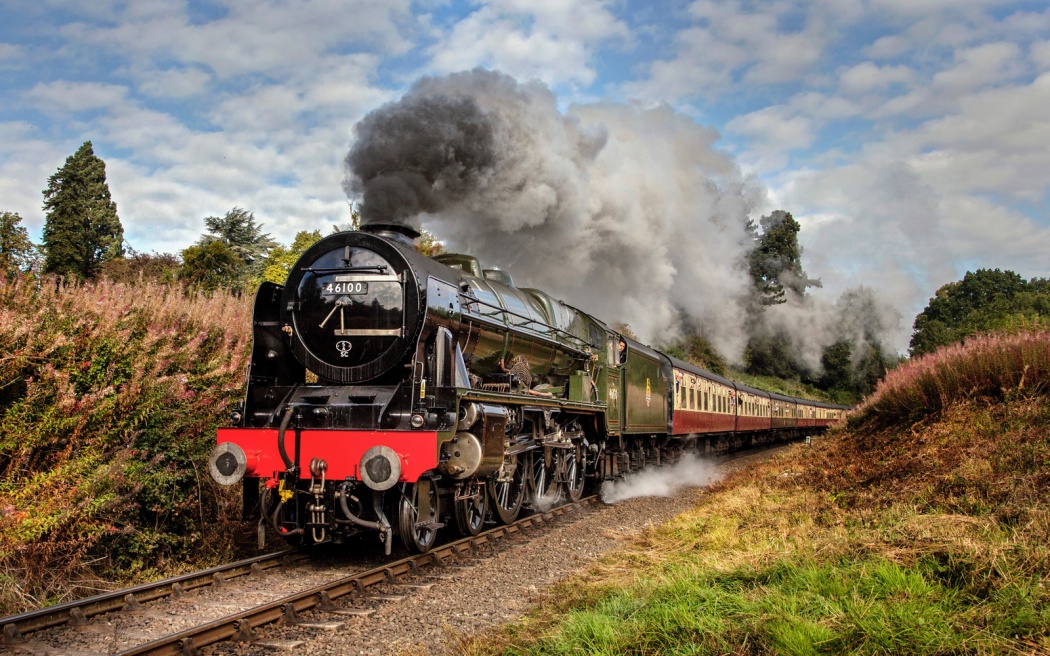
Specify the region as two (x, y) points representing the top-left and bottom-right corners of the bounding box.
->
(725, 368), (832, 403)
(467, 331), (1050, 654)
(0, 276), (252, 615)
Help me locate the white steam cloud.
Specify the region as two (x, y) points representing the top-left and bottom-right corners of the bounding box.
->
(600, 453), (722, 504)
(343, 68), (901, 365)
(344, 69), (759, 357)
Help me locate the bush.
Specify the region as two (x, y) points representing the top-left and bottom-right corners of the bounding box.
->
(850, 330), (1050, 430)
(0, 275), (251, 613)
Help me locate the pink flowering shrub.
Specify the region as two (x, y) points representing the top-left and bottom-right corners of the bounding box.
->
(850, 330), (1050, 429)
(0, 275), (252, 612)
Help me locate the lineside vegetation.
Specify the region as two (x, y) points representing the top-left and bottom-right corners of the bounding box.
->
(0, 276), (251, 614)
(464, 330), (1050, 655)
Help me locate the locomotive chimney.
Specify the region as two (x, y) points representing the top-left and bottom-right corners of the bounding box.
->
(359, 221), (421, 247)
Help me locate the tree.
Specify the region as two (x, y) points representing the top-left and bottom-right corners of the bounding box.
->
(197, 207), (276, 278)
(743, 327), (802, 380)
(748, 210), (821, 305)
(179, 241), (245, 293)
(742, 210), (822, 380)
(415, 227), (444, 257)
(0, 211), (38, 278)
(259, 230), (323, 285)
(332, 204), (444, 257)
(41, 141), (124, 279)
(818, 339), (888, 401)
(909, 269), (1049, 356)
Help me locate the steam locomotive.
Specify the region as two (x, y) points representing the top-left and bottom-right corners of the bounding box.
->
(208, 223), (848, 554)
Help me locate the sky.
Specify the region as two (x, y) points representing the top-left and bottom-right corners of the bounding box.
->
(1, 0), (1048, 354)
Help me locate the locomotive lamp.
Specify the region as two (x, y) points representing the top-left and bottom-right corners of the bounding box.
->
(208, 442), (248, 485)
(359, 445), (401, 491)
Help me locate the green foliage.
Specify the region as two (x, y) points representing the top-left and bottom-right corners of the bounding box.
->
(41, 141), (124, 279)
(505, 554), (1037, 655)
(415, 227), (445, 257)
(0, 276), (251, 612)
(744, 326), (804, 380)
(727, 368), (834, 402)
(748, 210), (821, 305)
(660, 334), (728, 376)
(818, 339), (888, 402)
(179, 240), (246, 293)
(0, 211), (38, 278)
(258, 230), (323, 285)
(741, 210), (821, 381)
(189, 207), (277, 291)
(910, 269), (1050, 356)
(198, 207), (276, 268)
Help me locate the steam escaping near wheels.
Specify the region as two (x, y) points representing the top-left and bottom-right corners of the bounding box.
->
(600, 454), (721, 504)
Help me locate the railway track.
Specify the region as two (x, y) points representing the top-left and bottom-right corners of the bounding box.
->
(0, 550), (305, 645)
(1, 442), (795, 655)
(0, 498), (599, 655)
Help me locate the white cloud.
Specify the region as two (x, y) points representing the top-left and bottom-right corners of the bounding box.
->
(23, 81), (129, 112)
(135, 67), (212, 99)
(727, 107), (815, 168)
(625, 0), (829, 103)
(426, 0), (627, 89)
(865, 34), (911, 59)
(776, 63), (1050, 345)
(900, 72), (1050, 203)
(931, 41), (1024, 93)
(60, 0), (414, 80)
(839, 62), (916, 94)
(1033, 40), (1050, 69)
(0, 43), (24, 65)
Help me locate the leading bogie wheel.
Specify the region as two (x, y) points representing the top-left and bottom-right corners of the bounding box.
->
(397, 479), (440, 553)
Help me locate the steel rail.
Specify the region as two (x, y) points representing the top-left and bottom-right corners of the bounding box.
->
(0, 549), (302, 643)
(119, 497), (598, 655)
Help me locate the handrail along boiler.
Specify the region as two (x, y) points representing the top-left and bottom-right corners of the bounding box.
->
(208, 223), (848, 553)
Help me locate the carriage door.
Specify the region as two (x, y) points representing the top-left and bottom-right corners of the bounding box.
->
(605, 333), (624, 433)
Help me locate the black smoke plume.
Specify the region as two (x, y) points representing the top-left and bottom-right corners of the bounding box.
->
(344, 95), (496, 228)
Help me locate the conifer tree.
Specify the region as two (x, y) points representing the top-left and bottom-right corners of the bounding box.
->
(748, 210), (821, 305)
(196, 207), (276, 277)
(41, 141), (124, 279)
